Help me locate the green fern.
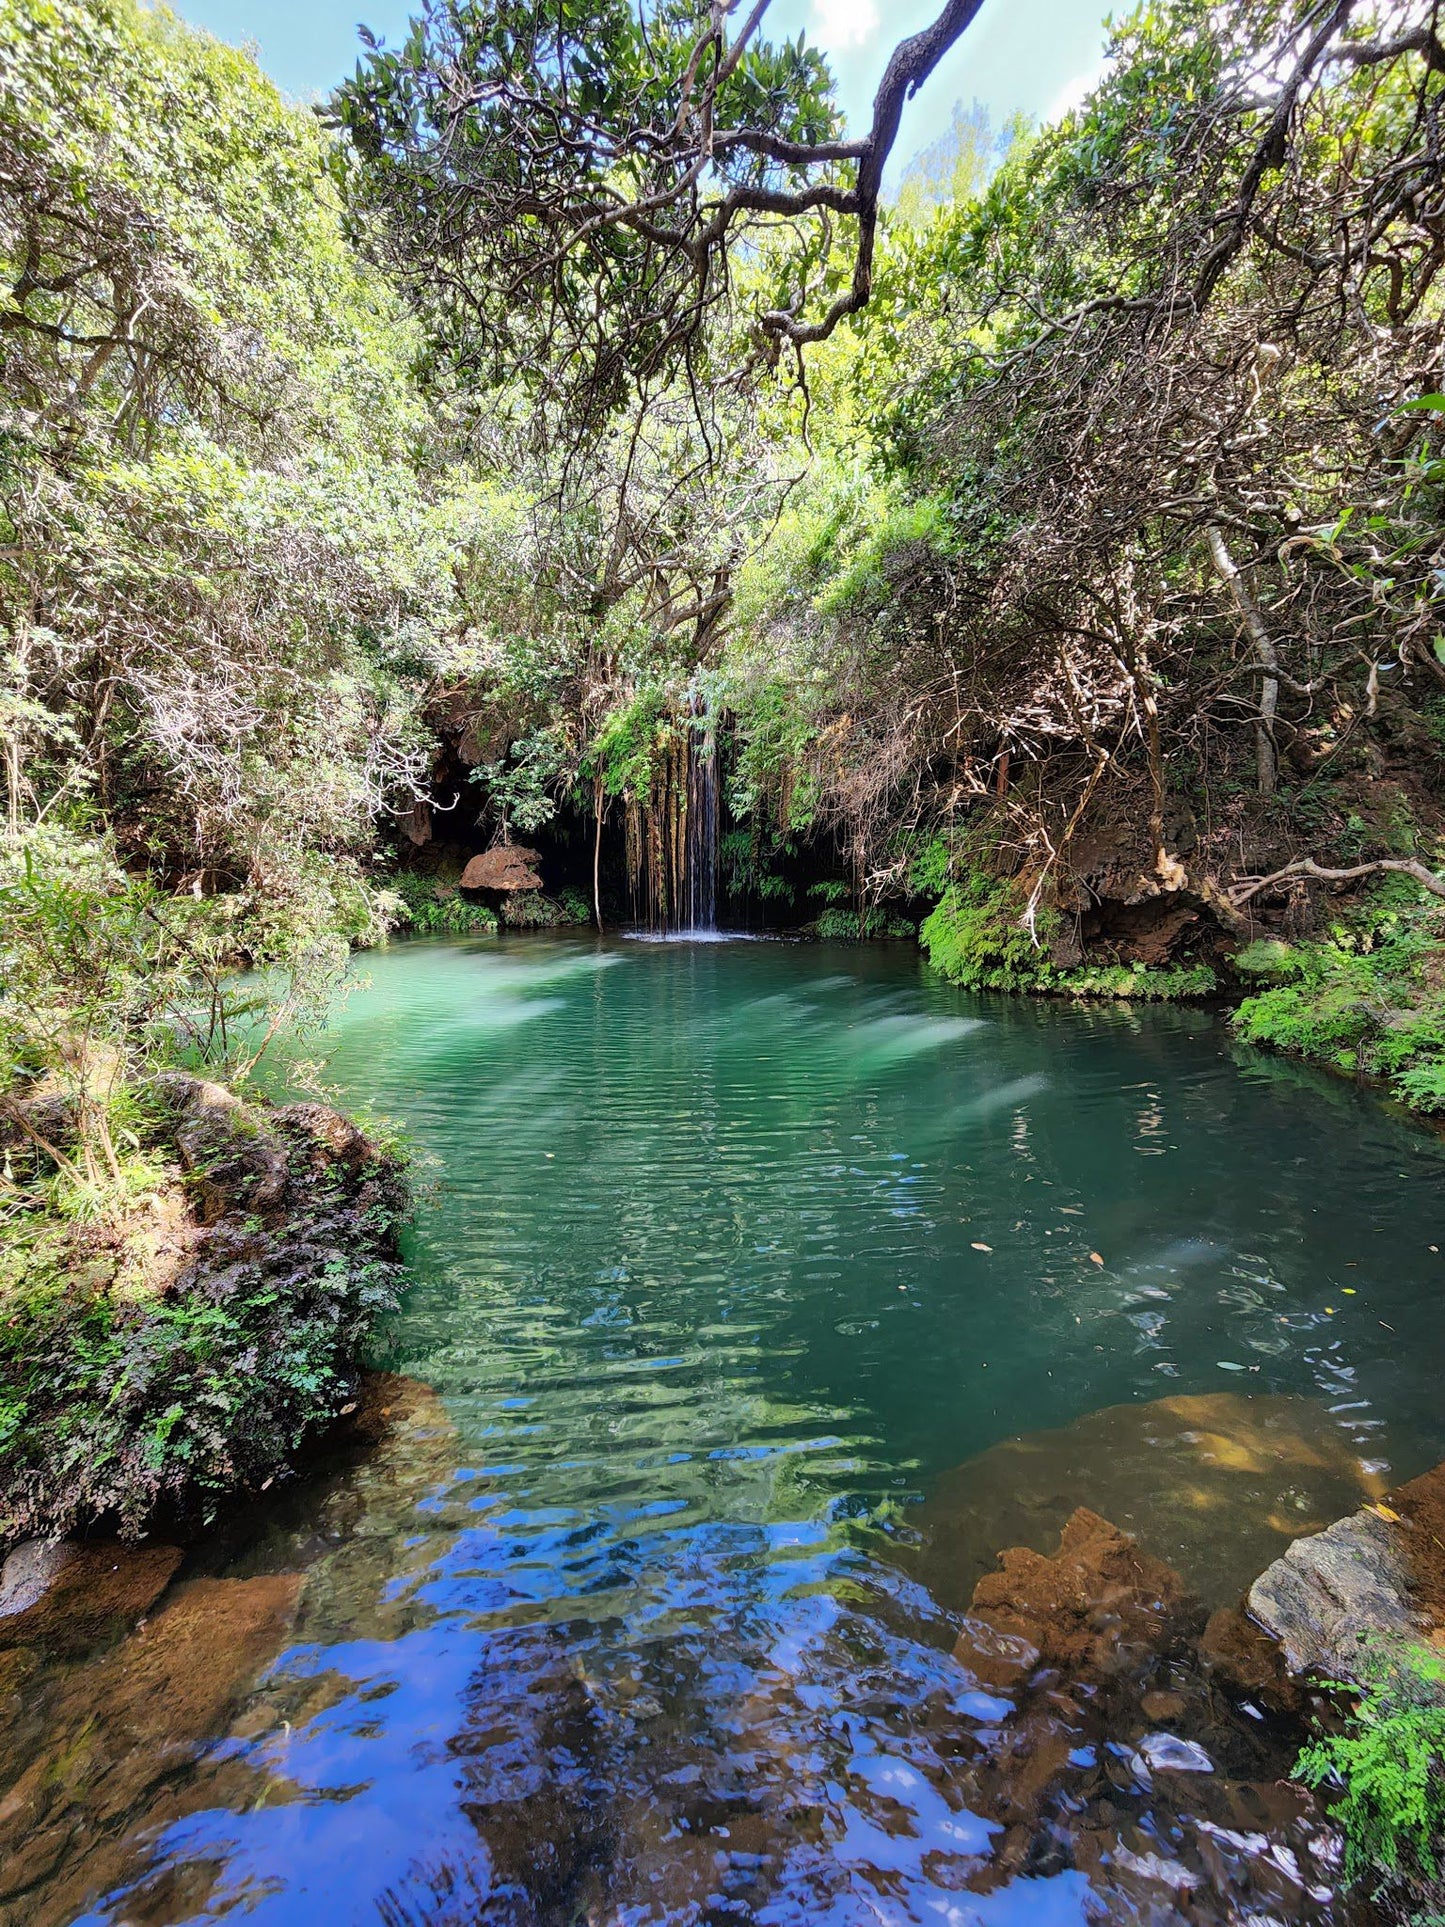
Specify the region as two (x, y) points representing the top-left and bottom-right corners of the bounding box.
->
(1296, 1640), (1445, 1890)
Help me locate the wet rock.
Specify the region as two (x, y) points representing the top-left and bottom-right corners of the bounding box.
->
(1137, 1731), (1214, 1774)
(0, 1571), (302, 1925)
(1199, 1602), (1305, 1715)
(1388, 1458), (1445, 1637)
(954, 1506), (1202, 1690)
(912, 1391), (1386, 1611)
(1139, 1688), (1188, 1723)
(0, 1540), (182, 1655)
(459, 844), (543, 892)
(1247, 1504), (1418, 1679)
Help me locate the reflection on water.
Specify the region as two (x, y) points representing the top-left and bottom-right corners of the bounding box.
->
(4, 936), (1442, 1925)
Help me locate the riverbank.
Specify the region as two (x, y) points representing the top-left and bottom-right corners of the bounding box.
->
(0, 1073), (408, 1546)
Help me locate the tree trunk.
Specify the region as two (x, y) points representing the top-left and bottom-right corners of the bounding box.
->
(1206, 525), (1279, 797)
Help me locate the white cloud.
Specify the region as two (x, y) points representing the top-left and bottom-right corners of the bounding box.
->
(809, 0), (880, 53)
(1045, 54), (1109, 126)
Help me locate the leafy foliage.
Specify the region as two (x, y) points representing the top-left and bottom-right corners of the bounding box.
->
(1233, 887), (1445, 1112)
(0, 1097), (409, 1538)
(1296, 1640), (1445, 1900)
(389, 871), (499, 938)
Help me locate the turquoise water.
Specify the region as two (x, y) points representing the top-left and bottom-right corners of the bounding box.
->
(15, 935), (1445, 1925)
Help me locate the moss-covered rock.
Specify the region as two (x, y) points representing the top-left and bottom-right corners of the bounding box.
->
(0, 1078), (409, 1544)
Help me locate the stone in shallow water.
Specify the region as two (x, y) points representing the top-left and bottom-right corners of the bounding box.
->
(1137, 1731), (1214, 1774)
(953, 1504), (1202, 1689)
(0, 1572), (303, 1926)
(1247, 1505), (1418, 1679)
(0, 1540), (183, 1655)
(910, 1391), (1389, 1610)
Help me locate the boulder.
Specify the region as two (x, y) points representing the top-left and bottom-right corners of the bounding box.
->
(954, 1505), (1201, 1689)
(459, 845), (543, 892)
(1247, 1505), (1417, 1679)
(0, 1540), (183, 1655)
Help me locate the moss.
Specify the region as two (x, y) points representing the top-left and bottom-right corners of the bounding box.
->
(0, 1094), (410, 1542)
(1232, 887), (1445, 1112)
(921, 873), (1215, 1000)
(920, 874), (1058, 991)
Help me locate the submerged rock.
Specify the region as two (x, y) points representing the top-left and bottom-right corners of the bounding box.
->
(954, 1504), (1202, 1689)
(0, 1571), (303, 1926)
(1247, 1505), (1419, 1679)
(913, 1390), (1385, 1611)
(0, 1539), (182, 1655)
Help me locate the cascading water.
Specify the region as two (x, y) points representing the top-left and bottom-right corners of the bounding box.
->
(682, 704), (719, 931)
(622, 696), (722, 932)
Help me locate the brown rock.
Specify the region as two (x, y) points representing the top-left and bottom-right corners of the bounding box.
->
(0, 1540), (183, 1655)
(1139, 1688), (1188, 1723)
(1388, 1459), (1445, 1634)
(953, 1506), (1199, 1689)
(459, 844), (543, 892)
(0, 1572), (303, 1921)
(1198, 1604), (1303, 1715)
(910, 1391), (1386, 1612)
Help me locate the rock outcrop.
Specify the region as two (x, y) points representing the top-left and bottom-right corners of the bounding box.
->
(1245, 1458), (1445, 1683)
(1247, 1505), (1417, 1678)
(459, 844), (543, 891)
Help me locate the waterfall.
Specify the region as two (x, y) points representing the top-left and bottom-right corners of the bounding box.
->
(621, 699), (722, 932)
(683, 706), (719, 931)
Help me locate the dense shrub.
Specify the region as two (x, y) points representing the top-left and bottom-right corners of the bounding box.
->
(1233, 889), (1445, 1113)
(0, 1093), (409, 1538)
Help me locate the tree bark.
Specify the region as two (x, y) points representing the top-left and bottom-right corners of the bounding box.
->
(1207, 524), (1279, 797)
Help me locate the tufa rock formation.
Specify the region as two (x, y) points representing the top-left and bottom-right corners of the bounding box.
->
(459, 844), (543, 892)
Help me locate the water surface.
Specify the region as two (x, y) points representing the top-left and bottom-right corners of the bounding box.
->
(8, 936), (1445, 1926)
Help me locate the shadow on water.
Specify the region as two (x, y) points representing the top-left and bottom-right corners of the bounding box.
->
(2, 935), (1439, 1924)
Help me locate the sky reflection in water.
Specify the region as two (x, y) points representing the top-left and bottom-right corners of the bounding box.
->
(29, 936), (1445, 1925)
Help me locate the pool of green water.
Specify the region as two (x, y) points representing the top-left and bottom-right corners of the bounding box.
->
(13, 935), (1445, 1925)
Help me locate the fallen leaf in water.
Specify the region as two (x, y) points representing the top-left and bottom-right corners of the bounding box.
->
(1369, 1503), (1403, 1523)
(1089, 1252), (1104, 1266)
(971, 1242), (992, 1252)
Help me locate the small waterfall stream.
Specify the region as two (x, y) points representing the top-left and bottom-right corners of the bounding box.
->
(622, 697), (722, 932)
(683, 706), (718, 931)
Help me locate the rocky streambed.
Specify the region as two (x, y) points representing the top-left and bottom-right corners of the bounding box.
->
(1, 1381), (1440, 1926)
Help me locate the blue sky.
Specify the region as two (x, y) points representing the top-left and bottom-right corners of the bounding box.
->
(167, 0), (1114, 170)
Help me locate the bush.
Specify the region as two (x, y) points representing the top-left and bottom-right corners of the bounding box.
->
(813, 904), (916, 941)
(1296, 1640), (1445, 1909)
(1233, 888), (1445, 1112)
(0, 1092), (409, 1538)
(388, 870), (499, 937)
